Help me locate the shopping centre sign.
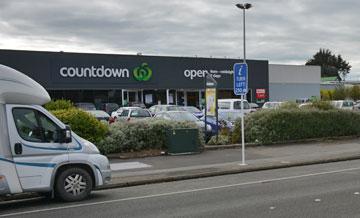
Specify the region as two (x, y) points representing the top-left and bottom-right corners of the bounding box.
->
(60, 66), (130, 78)
(59, 63), (153, 82)
(183, 69), (233, 80)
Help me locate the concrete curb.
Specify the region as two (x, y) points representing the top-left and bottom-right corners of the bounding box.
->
(99, 153), (360, 190)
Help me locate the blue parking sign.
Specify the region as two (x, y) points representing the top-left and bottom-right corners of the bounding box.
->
(233, 63), (248, 95)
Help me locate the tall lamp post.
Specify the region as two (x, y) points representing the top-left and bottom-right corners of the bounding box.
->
(236, 3), (251, 165)
(235, 3), (252, 64)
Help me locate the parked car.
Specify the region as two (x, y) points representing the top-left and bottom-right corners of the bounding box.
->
(154, 111), (212, 140)
(86, 110), (110, 123)
(111, 106), (141, 118)
(299, 102), (312, 108)
(75, 102), (96, 111)
(129, 102), (146, 108)
(148, 105), (185, 115)
(99, 103), (119, 115)
(200, 116), (234, 136)
(118, 108), (152, 121)
(217, 99), (251, 122)
(330, 100), (354, 110)
(183, 106), (204, 118)
(262, 101), (283, 109)
(249, 103), (260, 112)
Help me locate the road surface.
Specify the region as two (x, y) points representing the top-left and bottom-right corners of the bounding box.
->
(2, 159), (360, 218)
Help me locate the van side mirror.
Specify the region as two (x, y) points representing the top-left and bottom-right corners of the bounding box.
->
(58, 125), (72, 143)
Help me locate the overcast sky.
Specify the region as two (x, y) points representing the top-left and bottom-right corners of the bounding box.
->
(0, 0), (359, 77)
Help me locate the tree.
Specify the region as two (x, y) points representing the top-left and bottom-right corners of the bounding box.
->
(305, 48), (351, 80)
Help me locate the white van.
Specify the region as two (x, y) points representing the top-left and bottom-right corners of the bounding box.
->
(0, 65), (111, 202)
(218, 99), (251, 122)
(330, 100), (354, 110)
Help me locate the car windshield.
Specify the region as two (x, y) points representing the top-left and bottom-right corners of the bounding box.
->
(75, 103), (96, 110)
(184, 106), (201, 113)
(168, 112), (199, 121)
(263, 102), (280, 109)
(120, 110), (129, 117)
(130, 109), (151, 117)
(87, 110), (110, 118)
(167, 106), (186, 111)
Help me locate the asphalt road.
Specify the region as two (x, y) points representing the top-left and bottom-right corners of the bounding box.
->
(3, 160), (360, 218)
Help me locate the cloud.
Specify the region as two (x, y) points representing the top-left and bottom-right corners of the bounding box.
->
(0, 0), (359, 73)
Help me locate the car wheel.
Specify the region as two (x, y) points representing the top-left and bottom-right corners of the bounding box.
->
(55, 167), (93, 202)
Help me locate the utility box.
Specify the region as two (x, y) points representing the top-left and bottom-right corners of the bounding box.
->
(166, 128), (200, 155)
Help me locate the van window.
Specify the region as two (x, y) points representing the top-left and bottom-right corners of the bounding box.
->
(219, 102), (231, 109)
(233, 101), (250, 109)
(12, 108), (61, 143)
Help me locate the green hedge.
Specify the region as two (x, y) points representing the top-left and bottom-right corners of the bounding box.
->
(44, 99), (74, 110)
(98, 119), (205, 154)
(232, 109), (360, 144)
(51, 108), (108, 144)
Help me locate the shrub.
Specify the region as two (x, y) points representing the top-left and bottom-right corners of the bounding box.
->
(233, 109), (360, 145)
(310, 100), (334, 110)
(279, 101), (299, 110)
(44, 99), (74, 110)
(350, 85), (360, 101)
(97, 119), (205, 154)
(51, 108), (108, 144)
(207, 128), (232, 145)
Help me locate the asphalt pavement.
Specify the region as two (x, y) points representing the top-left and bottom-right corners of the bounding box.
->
(3, 159), (360, 217)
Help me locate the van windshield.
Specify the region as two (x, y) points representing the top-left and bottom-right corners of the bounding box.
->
(233, 101), (250, 109)
(219, 102), (231, 109)
(343, 101), (353, 107)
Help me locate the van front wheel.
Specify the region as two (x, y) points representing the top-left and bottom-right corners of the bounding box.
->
(55, 167), (93, 202)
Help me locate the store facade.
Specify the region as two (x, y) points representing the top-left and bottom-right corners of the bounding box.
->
(0, 49), (269, 108)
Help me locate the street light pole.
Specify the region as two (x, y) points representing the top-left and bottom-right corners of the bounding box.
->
(236, 3), (252, 166)
(236, 3), (252, 63)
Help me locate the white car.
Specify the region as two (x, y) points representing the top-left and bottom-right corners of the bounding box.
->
(118, 108), (152, 121)
(262, 101), (283, 109)
(217, 99), (251, 122)
(111, 106), (141, 118)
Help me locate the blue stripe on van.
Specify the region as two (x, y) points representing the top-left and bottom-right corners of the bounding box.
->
(15, 161), (56, 168)
(22, 137), (82, 151)
(0, 156), (55, 168)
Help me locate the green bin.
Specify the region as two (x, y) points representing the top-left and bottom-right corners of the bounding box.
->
(166, 128), (200, 155)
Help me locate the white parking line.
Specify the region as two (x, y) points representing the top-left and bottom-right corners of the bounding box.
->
(2, 166), (360, 217)
(110, 162), (152, 171)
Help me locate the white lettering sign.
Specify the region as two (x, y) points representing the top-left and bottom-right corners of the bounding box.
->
(59, 66), (130, 78)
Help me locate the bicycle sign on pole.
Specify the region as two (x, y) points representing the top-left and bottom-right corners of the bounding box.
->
(233, 63), (248, 165)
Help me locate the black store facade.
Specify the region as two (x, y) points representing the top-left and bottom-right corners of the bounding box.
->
(0, 49), (269, 108)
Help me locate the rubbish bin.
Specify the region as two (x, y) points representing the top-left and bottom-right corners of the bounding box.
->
(166, 128), (200, 155)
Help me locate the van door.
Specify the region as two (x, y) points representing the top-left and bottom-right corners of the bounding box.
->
(6, 105), (72, 191)
(0, 105), (22, 194)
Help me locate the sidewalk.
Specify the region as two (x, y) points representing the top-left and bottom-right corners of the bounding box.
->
(104, 138), (360, 189)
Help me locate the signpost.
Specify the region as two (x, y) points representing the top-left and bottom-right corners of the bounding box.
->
(233, 63), (248, 165)
(204, 73), (218, 143)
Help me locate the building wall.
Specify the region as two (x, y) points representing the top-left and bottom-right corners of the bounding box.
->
(269, 64), (321, 101)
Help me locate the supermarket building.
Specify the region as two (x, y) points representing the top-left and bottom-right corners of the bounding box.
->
(0, 49), (320, 107)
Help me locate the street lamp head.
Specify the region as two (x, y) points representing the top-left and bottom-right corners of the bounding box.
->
(235, 3), (252, 9)
(244, 3), (252, 9)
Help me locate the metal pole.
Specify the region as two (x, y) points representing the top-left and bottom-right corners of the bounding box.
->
(121, 89), (125, 106)
(243, 8), (246, 63)
(166, 89), (170, 104)
(240, 94), (246, 165)
(241, 6), (247, 166)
